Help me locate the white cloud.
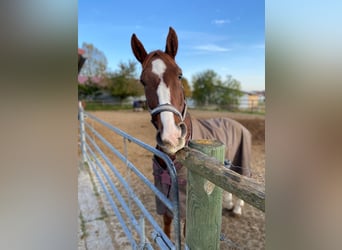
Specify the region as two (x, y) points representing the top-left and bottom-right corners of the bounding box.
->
(194, 44), (231, 52)
(212, 19), (231, 25)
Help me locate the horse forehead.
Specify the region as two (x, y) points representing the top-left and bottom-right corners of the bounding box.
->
(151, 59), (167, 77)
(144, 51), (177, 72)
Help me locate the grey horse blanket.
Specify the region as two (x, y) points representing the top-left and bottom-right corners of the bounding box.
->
(153, 117), (252, 218)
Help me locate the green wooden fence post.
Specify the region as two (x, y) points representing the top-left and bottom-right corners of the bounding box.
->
(186, 139), (225, 250)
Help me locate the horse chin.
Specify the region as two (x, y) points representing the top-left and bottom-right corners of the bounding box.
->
(156, 134), (186, 155)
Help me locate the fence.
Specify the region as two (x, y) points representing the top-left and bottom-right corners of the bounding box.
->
(82, 99), (265, 114)
(79, 102), (265, 249)
(176, 140), (265, 249)
(78, 102), (182, 249)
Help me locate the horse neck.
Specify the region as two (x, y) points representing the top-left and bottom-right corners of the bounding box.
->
(155, 112), (192, 168)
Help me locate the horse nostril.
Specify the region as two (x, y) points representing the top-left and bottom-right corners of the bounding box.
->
(178, 122), (187, 138)
(156, 122), (187, 149)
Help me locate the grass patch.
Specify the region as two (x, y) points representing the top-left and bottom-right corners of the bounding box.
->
(79, 212), (88, 240)
(83, 162), (109, 220)
(86, 167), (100, 197)
(95, 207), (109, 221)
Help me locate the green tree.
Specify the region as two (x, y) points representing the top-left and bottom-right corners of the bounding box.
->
(109, 60), (144, 103)
(78, 78), (102, 100)
(181, 77), (192, 98)
(216, 75), (243, 108)
(192, 70), (221, 106)
(192, 70), (243, 109)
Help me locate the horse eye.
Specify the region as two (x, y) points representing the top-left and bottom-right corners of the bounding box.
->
(178, 74), (183, 80)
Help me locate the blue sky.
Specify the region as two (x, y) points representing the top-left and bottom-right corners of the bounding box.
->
(78, 0), (264, 91)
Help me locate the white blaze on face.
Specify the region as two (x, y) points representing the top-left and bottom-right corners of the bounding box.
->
(152, 59), (181, 147)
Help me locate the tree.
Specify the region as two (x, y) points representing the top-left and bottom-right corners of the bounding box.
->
(78, 43), (108, 100)
(79, 42), (108, 77)
(216, 75), (243, 109)
(109, 60), (144, 103)
(192, 70), (221, 106)
(181, 77), (192, 98)
(192, 70), (243, 109)
(78, 78), (102, 101)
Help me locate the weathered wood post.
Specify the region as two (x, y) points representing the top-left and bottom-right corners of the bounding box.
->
(186, 139), (225, 250)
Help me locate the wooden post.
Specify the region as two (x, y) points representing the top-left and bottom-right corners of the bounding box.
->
(186, 139), (225, 250)
(176, 147), (265, 212)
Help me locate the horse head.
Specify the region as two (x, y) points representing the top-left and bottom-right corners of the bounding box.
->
(131, 27), (190, 155)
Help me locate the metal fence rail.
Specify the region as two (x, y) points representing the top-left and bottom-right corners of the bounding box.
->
(82, 99), (265, 114)
(78, 102), (181, 249)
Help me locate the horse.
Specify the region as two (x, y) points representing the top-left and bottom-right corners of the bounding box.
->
(131, 27), (252, 238)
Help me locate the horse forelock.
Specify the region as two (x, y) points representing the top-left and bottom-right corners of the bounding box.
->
(142, 50), (177, 70)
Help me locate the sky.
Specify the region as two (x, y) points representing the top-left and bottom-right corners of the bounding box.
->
(78, 0), (265, 91)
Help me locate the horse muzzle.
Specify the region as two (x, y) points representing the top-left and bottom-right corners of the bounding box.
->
(156, 122), (187, 155)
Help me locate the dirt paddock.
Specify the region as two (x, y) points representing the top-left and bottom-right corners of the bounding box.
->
(85, 109), (265, 249)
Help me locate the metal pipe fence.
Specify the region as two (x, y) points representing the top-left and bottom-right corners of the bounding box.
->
(81, 99), (265, 113)
(78, 101), (181, 249)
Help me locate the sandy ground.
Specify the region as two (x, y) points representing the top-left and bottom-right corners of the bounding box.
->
(80, 109), (265, 249)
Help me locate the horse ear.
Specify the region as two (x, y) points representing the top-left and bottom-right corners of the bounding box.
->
(165, 27), (178, 59)
(131, 34), (148, 64)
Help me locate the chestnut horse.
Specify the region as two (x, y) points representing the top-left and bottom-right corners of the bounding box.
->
(131, 27), (252, 238)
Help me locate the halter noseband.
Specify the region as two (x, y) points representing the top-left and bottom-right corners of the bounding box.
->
(149, 102), (189, 151)
(149, 102), (187, 123)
